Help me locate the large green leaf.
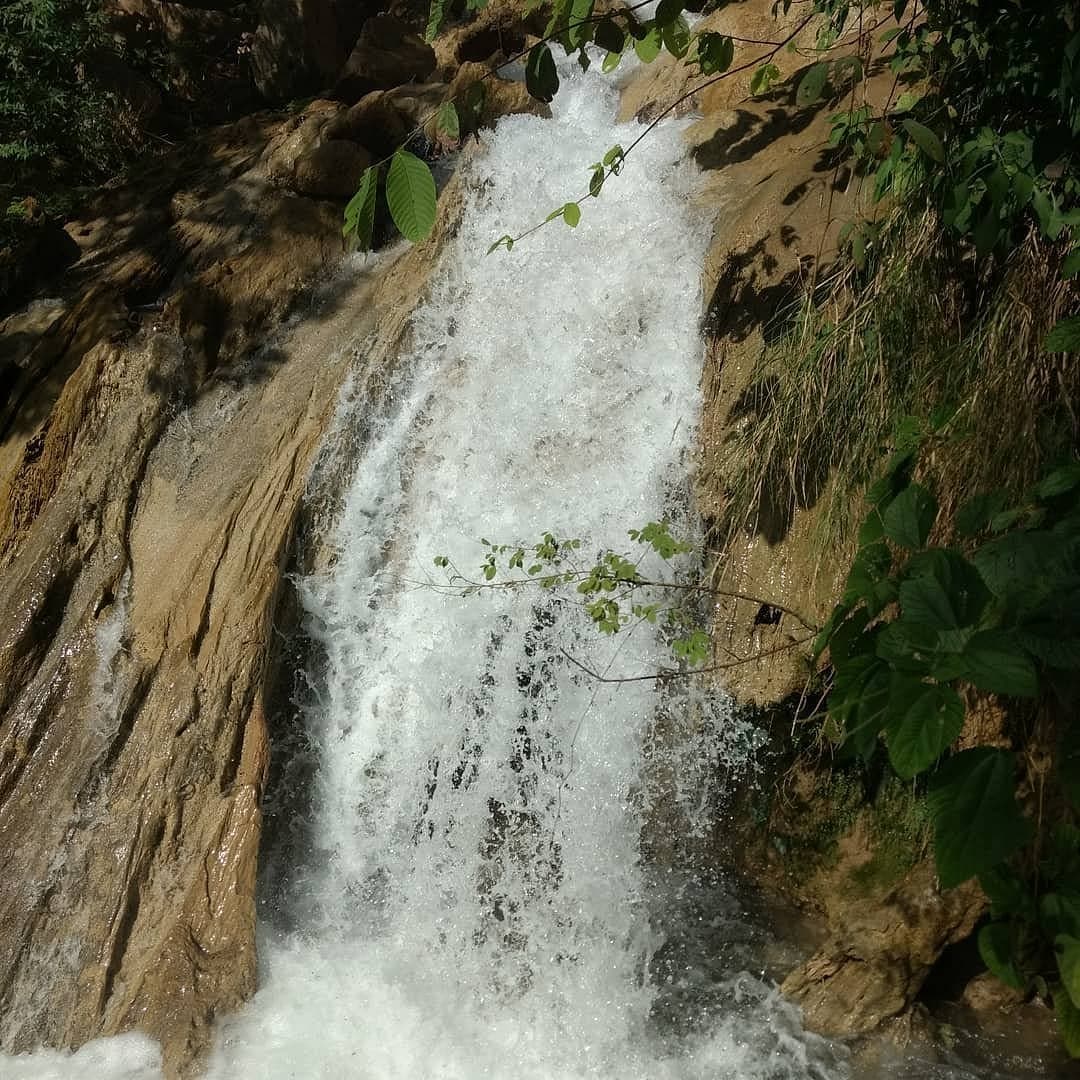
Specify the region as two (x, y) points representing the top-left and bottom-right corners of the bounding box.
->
(566, 0), (595, 47)
(425, 0), (447, 41)
(1042, 893), (1080, 939)
(593, 17), (624, 54)
(1054, 987), (1080, 1058)
(1047, 315), (1080, 354)
(978, 922), (1024, 990)
(902, 118), (945, 162)
(386, 150), (437, 243)
(829, 655), (889, 760)
(1059, 934), (1080, 1008)
(875, 619), (938, 673)
(900, 549), (989, 630)
(343, 165), (379, 250)
(696, 32), (734, 75)
(662, 14), (691, 58)
(843, 541), (892, 603)
(634, 25), (662, 62)
(436, 101), (459, 140)
(956, 491), (1009, 537)
(959, 630), (1039, 697)
(885, 677), (964, 778)
(882, 483), (938, 549)
(796, 62), (829, 107)
(927, 748), (1033, 888)
(525, 43), (559, 102)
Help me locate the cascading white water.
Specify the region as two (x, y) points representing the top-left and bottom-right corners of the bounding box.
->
(3, 59), (844, 1080)
(203, 63), (842, 1080)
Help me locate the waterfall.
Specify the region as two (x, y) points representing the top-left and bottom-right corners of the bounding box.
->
(206, 63), (839, 1080)
(3, 61), (843, 1080)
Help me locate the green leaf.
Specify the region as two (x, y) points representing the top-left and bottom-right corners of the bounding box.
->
(796, 62), (829, 107)
(566, 0), (595, 48)
(901, 549), (990, 629)
(843, 541), (892, 603)
(902, 119), (945, 163)
(425, 0), (447, 41)
(662, 15), (691, 59)
(1043, 894), (1080, 940)
(562, 202), (581, 227)
(696, 32), (734, 76)
(594, 17), (625, 54)
(1055, 987), (1080, 1057)
(882, 483), (938, 549)
(1060, 935), (1080, 1008)
(634, 26), (662, 63)
(978, 922), (1024, 990)
(602, 49), (622, 73)
(589, 167), (605, 197)
(750, 62), (781, 96)
(980, 865), (1027, 918)
(386, 150), (437, 243)
(960, 630), (1039, 697)
(1035, 463), (1080, 500)
(436, 101), (460, 140)
(956, 491), (1009, 537)
(525, 43), (560, 103)
(1046, 316), (1080, 353)
(486, 234), (514, 254)
(1064, 247), (1080, 280)
(885, 677), (964, 778)
(876, 619), (939, 674)
(927, 748), (1033, 888)
(343, 166), (379, 250)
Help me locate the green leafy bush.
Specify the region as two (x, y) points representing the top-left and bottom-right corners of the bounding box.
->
(815, 421), (1080, 1045)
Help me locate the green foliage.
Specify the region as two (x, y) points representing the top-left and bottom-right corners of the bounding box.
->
(815, 440), (1080, 1044)
(386, 150), (438, 244)
(1, 0), (137, 243)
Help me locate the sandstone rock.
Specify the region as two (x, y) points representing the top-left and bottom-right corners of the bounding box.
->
(0, 110), (465, 1079)
(292, 140), (372, 199)
(261, 99), (371, 200)
(961, 970), (1026, 1012)
(447, 61), (551, 127)
(780, 863), (985, 1036)
(323, 91), (412, 158)
(105, 0), (245, 49)
(335, 14), (437, 103)
(252, 0), (346, 103)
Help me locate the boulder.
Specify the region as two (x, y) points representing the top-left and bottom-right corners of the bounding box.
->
(293, 140), (372, 198)
(334, 14), (437, 103)
(252, 0), (346, 104)
(323, 91), (412, 158)
(262, 99), (371, 199)
(446, 61), (551, 127)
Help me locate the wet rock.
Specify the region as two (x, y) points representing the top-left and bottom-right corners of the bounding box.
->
(322, 90), (412, 158)
(780, 863), (985, 1035)
(961, 971), (1026, 1012)
(446, 61), (551, 126)
(334, 14), (437, 103)
(0, 109), (467, 1077)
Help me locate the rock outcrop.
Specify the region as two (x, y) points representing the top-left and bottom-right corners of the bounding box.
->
(0, 6), (554, 1067)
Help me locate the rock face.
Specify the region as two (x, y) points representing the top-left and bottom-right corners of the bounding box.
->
(780, 865), (984, 1034)
(0, 7), (553, 1065)
(251, 0), (350, 103)
(0, 102), (463, 1075)
(334, 14), (437, 103)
